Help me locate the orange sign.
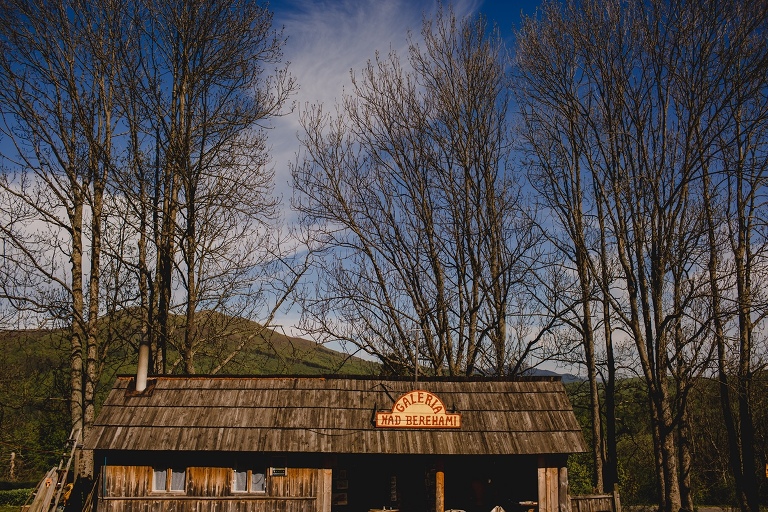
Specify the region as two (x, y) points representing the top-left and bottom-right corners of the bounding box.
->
(376, 390), (461, 429)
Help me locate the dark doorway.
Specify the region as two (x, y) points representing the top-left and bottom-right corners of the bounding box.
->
(333, 454), (536, 512)
(443, 455), (538, 512)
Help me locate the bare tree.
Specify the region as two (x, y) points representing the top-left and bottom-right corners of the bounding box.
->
(515, 0), (768, 509)
(293, 7), (542, 376)
(110, 0), (300, 375)
(515, 0), (607, 490)
(0, 0), (303, 480)
(699, 3), (768, 511)
(0, 0), (125, 476)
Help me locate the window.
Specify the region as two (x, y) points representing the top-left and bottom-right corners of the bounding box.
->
(153, 467), (186, 493)
(252, 471), (266, 493)
(170, 469), (186, 491)
(232, 469), (267, 493)
(153, 468), (167, 491)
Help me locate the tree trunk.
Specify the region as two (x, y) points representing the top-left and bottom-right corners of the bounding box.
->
(183, 195), (197, 375)
(660, 410), (682, 512)
(702, 162), (753, 512)
(69, 198), (85, 441)
(596, 197), (617, 490)
(577, 248), (603, 493)
(734, 239), (759, 512)
(678, 405), (693, 512)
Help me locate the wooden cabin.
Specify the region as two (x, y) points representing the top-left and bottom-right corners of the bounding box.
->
(84, 375), (586, 512)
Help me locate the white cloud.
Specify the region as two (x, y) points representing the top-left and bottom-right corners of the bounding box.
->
(281, 0), (428, 105)
(267, 0), (478, 201)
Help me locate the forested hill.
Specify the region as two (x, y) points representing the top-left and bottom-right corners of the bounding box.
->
(0, 316), (377, 483)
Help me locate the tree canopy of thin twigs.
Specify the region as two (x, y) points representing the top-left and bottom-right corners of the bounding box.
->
(292, 7), (561, 377)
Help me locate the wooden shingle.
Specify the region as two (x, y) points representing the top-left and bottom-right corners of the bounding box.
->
(85, 375), (586, 455)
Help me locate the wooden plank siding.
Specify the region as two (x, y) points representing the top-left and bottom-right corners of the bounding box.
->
(98, 497), (319, 512)
(105, 466), (153, 497)
(571, 495), (616, 512)
(101, 466), (328, 512)
(570, 487), (622, 512)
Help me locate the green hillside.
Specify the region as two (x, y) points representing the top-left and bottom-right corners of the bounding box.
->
(0, 316), (378, 483)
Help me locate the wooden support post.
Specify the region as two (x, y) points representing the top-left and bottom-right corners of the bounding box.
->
(612, 483), (622, 512)
(548, 467), (558, 512)
(538, 456), (548, 512)
(539, 456), (566, 512)
(435, 466), (445, 512)
(318, 468), (332, 512)
(558, 466), (570, 512)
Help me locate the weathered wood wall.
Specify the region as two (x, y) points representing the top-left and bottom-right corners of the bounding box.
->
(570, 487), (621, 512)
(187, 467), (229, 496)
(538, 456), (570, 512)
(100, 466), (332, 512)
(105, 466), (152, 497)
(98, 496), (318, 512)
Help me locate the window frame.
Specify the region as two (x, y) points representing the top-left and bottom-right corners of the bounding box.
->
(152, 467), (187, 494)
(231, 468), (267, 494)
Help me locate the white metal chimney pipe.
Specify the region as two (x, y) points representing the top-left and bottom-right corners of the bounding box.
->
(136, 343), (150, 392)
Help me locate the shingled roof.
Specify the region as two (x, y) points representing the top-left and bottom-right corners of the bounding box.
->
(85, 375), (586, 456)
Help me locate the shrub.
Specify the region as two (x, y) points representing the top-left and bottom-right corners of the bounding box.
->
(0, 488), (34, 506)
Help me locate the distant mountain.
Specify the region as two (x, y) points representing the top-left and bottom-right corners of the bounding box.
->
(523, 367), (584, 383)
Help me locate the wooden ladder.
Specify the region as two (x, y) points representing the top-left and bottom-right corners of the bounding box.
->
(24, 429), (80, 512)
